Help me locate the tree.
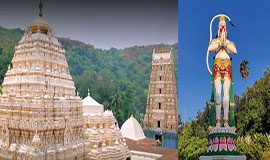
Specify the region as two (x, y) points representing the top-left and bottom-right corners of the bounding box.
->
(0, 26), (179, 132)
(122, 85), (134, 120)
(178, 123), (208, 160)
(110, 87), (122, 110)
(110, 87), (125, 126)
(237, 133), (270, 160)
(240, 59), (250, 91)
(264, 66), (270, 76)
(240, 59), (250, 106)
(178, 114), (183, 127)
(235, 68), (270, 136)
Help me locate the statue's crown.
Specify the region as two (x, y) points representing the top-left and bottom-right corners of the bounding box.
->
(219, 16), (225, 22)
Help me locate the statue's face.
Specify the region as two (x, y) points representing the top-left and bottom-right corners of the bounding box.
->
(218, 21), (227, 38)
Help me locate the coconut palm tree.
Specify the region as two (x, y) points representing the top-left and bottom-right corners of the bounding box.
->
(110, 87), (122, 110)
(240, 59), (250, 91)
(240, 60), (250, 103)
(110, 87), (124, 125)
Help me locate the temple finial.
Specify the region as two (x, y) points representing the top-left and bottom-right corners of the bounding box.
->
(88, 88), (90, 96)
(39, 0), (43, 17)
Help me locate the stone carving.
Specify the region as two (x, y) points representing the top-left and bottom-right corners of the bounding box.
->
(143, 48), (178, 131)
(143, 48), (178, 149)
(0, 1), (130, 159)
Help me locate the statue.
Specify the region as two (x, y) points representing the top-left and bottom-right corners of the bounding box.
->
(200, 14), (246, 159)
(206, 14), (237, 130)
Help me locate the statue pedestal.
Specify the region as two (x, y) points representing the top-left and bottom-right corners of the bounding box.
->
(200, 127), (246, 159)
(200, 155), (246, 160)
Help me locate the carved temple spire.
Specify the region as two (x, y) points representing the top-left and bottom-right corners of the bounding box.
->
(39, 0), (43, 17)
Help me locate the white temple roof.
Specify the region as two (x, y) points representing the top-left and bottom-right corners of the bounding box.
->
(121, 115), (145, 141)
(82, 91), (103, 107)
(82, 90), (104, 114)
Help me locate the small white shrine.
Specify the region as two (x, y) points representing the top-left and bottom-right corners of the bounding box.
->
(121, 115), (145, 141)
(82, 89), (104, 114)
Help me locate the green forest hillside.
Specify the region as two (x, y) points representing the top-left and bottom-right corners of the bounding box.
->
(0, 26), (23, 82)
(0, 26), (178, 127)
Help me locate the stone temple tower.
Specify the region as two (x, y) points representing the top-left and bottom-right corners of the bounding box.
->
(0, 2), (85, 159)
(0, 1), (130, 160)
(143, 48), (178, 149)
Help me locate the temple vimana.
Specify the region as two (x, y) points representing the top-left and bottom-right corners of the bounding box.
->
(0, 2), (130, 160)
(143, 48), (178, 149)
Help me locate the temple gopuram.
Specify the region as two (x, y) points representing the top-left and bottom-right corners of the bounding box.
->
(143, 48), (178, 149)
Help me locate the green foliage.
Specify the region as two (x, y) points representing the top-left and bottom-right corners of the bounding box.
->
(264, 66), (270, 76)
(178, 114), (182, 126)
(59, 37), (178, 126)
(178, 123), (208, 160)
(0, 26), (178, 127)
(240, 59), (250, 92)
(237, 133), (270, 160)
(235, 67), (270, 136)
(191, 102), (210, 138)
(240, 59), (250, 79)
(179, 68), (270, 159)
(0, 26), (24, 84)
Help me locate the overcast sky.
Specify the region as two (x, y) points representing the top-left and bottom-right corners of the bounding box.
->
(0, 0), (177, 49)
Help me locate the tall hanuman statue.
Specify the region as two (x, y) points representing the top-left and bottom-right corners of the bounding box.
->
(206, 14), (237, 130)
(200, 14), (246, 158)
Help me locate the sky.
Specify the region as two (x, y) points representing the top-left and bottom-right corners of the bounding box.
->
(0, 0), (177, 49)
(178, 0), (270, 122)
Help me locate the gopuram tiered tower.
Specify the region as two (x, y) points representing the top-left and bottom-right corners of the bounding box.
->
(143, 48), (178, 149)
(0, 1), (130, 160)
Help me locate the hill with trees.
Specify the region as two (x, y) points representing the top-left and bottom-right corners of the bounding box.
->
(0, 26), (178, 127)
